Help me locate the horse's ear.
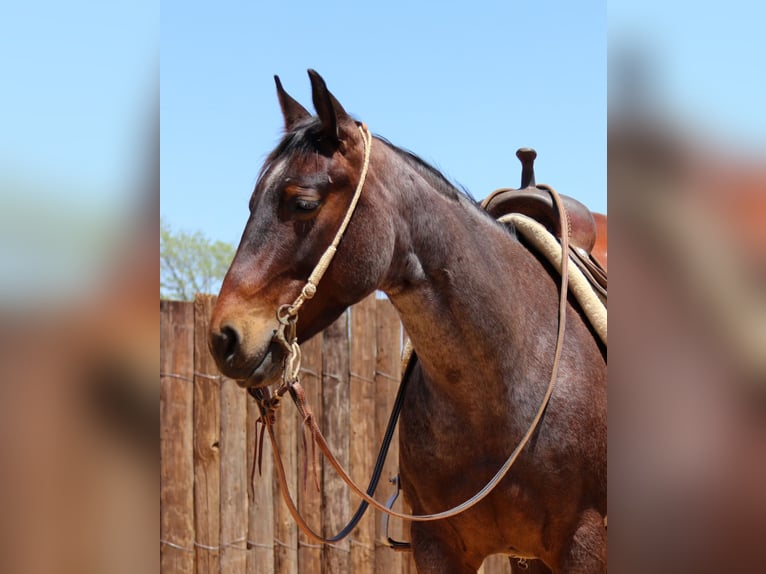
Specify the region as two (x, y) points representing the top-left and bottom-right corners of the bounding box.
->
(308, 69), (350, 149)
(274, 75), (310, 131)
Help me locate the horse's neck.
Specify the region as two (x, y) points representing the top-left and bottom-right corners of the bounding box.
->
(378, 166), (559, 401)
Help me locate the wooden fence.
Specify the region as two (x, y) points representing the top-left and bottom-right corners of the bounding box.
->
(160, 294), (511, 574)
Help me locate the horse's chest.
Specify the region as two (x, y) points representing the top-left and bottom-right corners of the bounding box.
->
(398, 394), (510, 484)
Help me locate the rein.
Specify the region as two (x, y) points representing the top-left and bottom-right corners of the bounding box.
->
(249, 124), (572, 546)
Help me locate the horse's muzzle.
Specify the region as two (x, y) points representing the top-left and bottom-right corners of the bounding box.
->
(209, 325), (284, 387)
(240, 340), (285, 388)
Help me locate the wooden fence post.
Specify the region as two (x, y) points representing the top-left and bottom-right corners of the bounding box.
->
(349, 295), (378, 574)
(160, 300), (195, 574)
(193, 294), (221, 574)
(322, 312), (351, 573)
(220, 357), (248, 571)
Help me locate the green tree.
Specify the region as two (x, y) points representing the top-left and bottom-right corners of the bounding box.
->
(160, 217), (236, 300)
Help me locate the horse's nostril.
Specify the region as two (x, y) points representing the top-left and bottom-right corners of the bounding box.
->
(211, 325), (240, 364)
(221, 325), (240, 360)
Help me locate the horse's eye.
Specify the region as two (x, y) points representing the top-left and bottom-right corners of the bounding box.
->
(283, 185), (322, 219)
(293, 197), (321, 212)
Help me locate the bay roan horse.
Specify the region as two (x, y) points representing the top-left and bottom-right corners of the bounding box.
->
(209, 70), (607, 573)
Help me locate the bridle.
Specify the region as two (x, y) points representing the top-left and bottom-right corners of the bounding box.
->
(248, 122), (572, 547)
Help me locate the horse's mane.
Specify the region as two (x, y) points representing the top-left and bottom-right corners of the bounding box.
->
(374, 136), (514, 236)
(375, 135), (475, 203)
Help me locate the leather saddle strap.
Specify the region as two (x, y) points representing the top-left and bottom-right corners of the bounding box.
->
(570, 247), (607, 301)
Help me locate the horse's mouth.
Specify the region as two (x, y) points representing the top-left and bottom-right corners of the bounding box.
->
(237, 341), (285, 389)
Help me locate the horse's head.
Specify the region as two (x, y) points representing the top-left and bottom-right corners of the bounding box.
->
(209, 70), (395, 388)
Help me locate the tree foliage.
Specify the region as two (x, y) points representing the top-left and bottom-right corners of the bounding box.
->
(160, 218), (236, 301)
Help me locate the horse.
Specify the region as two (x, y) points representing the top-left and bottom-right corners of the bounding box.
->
(208, 70), (607, 573)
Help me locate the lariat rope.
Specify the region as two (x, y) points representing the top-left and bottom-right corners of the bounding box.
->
(250, 123), (572, 545)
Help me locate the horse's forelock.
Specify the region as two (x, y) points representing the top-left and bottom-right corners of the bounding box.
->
(256, 120), (319, 187)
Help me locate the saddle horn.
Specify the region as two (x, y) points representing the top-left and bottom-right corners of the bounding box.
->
(517, 148), (537, 189)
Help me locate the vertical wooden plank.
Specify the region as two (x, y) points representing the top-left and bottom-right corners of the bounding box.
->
(297, 335), (324, 574)
(220, 374), (248, 572)
(322, 312), (351, 573)
(273, 366), (299, 574)
(160, 300), (195, 574)
(374, 299), (404, 574)
(246, 392), (275, 574)
(349, 296), (377, 574)
(193, 294), (221, 574)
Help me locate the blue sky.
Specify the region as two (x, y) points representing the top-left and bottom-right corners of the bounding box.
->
(0, 1), (157, 302)
(161, 1), (607, 245)
(1, 0), (156, 198)
(4, 0), (759, 256)
(609, 1), (766, 150)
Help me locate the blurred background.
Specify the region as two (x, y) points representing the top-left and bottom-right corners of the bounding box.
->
(0, 1), (157, 573)
(609, 1), (765, 573)
(0, 0), (763, 572)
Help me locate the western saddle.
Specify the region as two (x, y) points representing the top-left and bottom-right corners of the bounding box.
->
(482, 148), (607, 298)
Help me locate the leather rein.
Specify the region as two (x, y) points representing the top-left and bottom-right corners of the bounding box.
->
(248, 123), (572, 547)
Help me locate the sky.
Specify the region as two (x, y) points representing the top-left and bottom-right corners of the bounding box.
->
(608, 1), (766, 151)
(1, 0), (156, 198)
(2, 0), (762, 297)
(0, 0), (157, 302)
(161, 1), (607, 246)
